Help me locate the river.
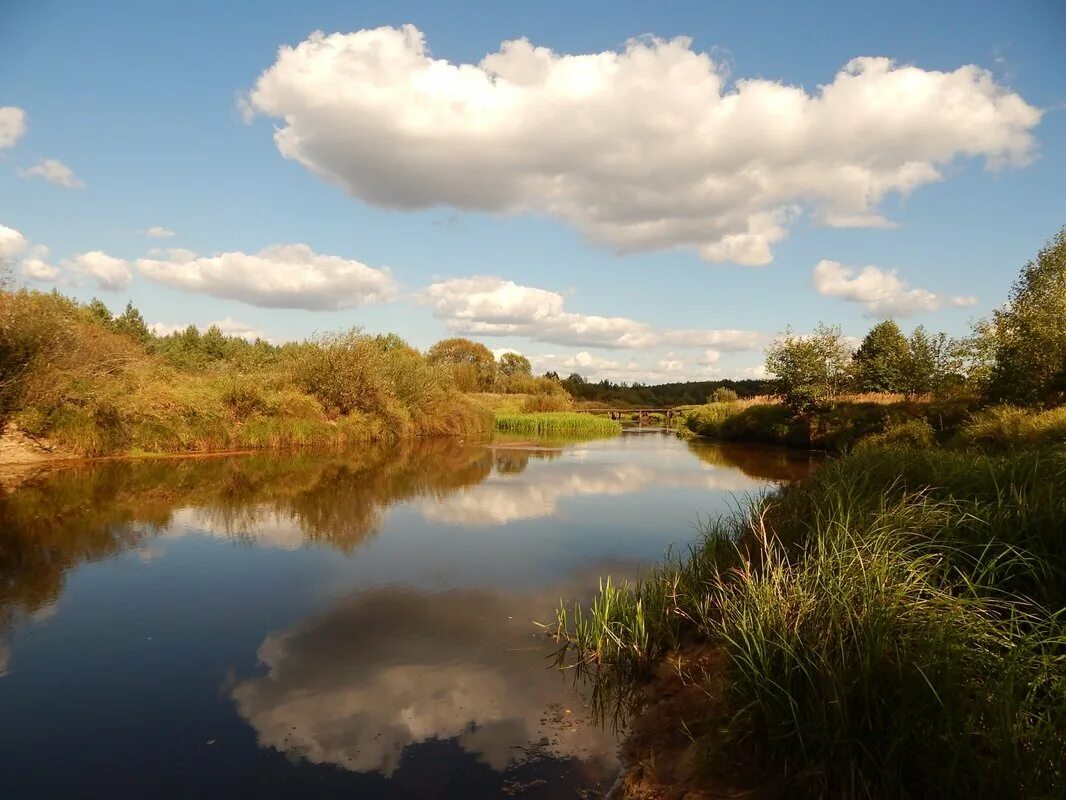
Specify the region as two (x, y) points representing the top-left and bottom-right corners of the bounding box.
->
(0, 431), (815, 799)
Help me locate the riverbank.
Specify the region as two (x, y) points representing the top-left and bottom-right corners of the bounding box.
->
(684, 396), (1066, 451)
(553, 437), (1066, 798)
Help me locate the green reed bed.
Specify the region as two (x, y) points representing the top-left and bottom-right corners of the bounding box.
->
(553, 445), (1066, 798)
(494, 411), (621, 438)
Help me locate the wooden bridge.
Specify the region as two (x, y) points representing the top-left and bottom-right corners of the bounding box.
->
(577, 407), (684, 422)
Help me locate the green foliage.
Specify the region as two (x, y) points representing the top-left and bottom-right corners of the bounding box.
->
(686, 398), (973, 451)
(427, 337), (498, 391)
(982, 227), (1066, 405)
(494, 412), (620, 438)
(765, 324), (852, 411)
(710, 387), (738, 403)
(852, 319), (909, 392)
(498, 351), (532, 378)
(0, 289), (490, 456)
(287, 330), (395, 417)
(554, 446), (1066, 797)
(855, 418), (935, 450)
(958, 404), (1066, 450)
(113, 300), (151, 342)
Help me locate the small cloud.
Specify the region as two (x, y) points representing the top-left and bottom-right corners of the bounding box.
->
(0, 224), (28, 258)
(20, 257), (60, 282)
(950, 295), (978, 308)
(813, 259), (949, 317)
(0, 107), (27, 150)
(18, 158), (85, 189)
(145, 226), (175, 238)
(63, 251), (132, 291)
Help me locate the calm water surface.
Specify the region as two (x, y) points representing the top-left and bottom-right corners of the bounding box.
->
(0, 431), (814, 799)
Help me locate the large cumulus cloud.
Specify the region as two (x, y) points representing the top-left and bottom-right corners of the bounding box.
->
(244, 26), (1040, 264)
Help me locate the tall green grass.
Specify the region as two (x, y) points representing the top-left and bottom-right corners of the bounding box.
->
(494, 411), (621, 438)
(553, 446), (1066, 797)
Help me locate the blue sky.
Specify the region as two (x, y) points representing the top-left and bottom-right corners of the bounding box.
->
(1, 0), (1063, 381)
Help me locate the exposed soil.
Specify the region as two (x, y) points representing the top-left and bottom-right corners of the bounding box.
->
(607, 647), (769, 800)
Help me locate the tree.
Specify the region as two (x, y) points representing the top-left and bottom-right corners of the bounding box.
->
(851, 319), (909, 393)
(765, 324), (852, 411)
(426, 337), (497, 391)
(84, 298), (114, 328)
(112, 301), (150, 342)
(201, 324), (227, 361)
(982, 227), (1066, 405)
(498, 352), (532, 377)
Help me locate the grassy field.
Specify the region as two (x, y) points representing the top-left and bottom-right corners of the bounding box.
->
(552, 434), (1066, 798)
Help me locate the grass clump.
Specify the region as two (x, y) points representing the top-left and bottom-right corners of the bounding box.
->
(553, 445), (1066, 798)
(494, 411), (621, 438)
(958, 404), (1066, 449)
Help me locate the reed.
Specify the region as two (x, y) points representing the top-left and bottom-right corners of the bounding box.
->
(552, 445), (1066, 797)
(494, 411), (621, 438)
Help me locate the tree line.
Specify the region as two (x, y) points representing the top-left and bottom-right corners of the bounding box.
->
(765, 227), (1065, 412)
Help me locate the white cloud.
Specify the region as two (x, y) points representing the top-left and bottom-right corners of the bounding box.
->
(211, 317), (269, 343)
(63, 251), (132, 291)
(657, 357), (684, 373)
(950, 295), (978, 308)
(145, 226), (175, 238)
(699, 349), (721, 365)
(0, 224), (27, 258)
(136, 244), (397, 311)
(244, 26), (1040, 265)
(740, 365), (770, 380)
(149, 322), (184, 337)
(18, 158), (84, 188)
(811, 259), (975, 317)
(423, 276), (759, 350)
(20, 257), (60, 282)
(0, 107), (27, 150)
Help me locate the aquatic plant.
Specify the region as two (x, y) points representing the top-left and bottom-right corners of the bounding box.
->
(494, 412), (621, 438)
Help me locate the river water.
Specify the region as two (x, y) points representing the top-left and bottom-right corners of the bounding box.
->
(0, 431), (814, 799)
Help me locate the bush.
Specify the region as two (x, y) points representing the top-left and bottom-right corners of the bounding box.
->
(856, 418), (935, 450)
(521, 393), (571, 412)
(710, 387), (738, 403)
(958, 404), (1066, 449)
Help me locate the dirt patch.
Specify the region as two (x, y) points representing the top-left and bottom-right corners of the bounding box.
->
(0, 425), (75, 465)
(607, 647), (768, 800)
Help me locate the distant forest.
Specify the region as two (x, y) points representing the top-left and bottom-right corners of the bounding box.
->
(547, 374), (772, 407)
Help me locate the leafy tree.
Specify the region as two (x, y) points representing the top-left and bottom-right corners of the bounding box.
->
(543, 371), (560, 381)
(498, 352), (532, 377)
(982, 227), (1066, 405)
(112, 301), (150, 342)
(710, 387), (739, 403)
(852, 319), (909, 393)
(426, 337), (497, 391)
(766, 324), (852, 411)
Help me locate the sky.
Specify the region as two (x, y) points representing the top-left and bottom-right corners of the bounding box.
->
(1, 0), (1063, 383)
